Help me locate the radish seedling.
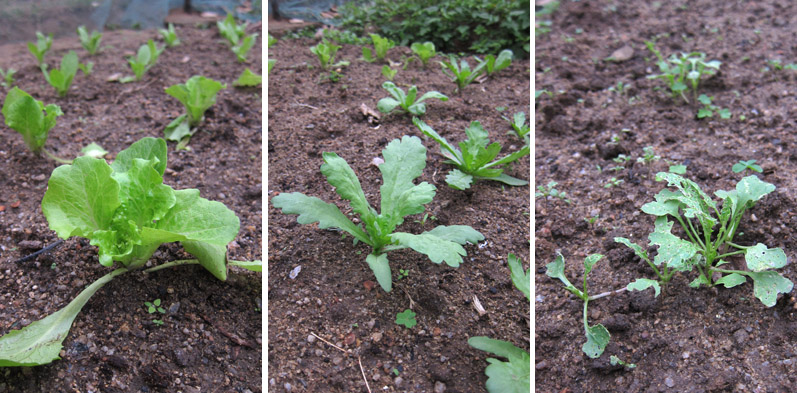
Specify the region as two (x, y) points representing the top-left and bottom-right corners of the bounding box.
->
(469, 254), (530, 393)
(439, 55), (486, 93)
(272, 135), (484, 292)
(0, 137), (258, 367)
(27, 31), (52, 66)
(377, 81), (448, 116)
(413, 118), (529, 190)
(2, 87), (69, 163)
(474, 49), (513, 76)
(159, 23), (180, 47)
(40, 51), (79, 97)
(164, 75), (226, 147)
(732, 160), (762, 174)
(362, 33), (394, 63)
(615, 173), (793, 307)
(77, 25), (102, 55)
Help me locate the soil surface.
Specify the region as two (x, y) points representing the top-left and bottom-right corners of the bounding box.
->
(267, 31), (531, 392)
(535, 1), (797, 392)
(0, 23), (262, 392)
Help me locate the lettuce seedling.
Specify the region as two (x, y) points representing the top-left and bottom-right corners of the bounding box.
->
(410, 41), (436, 67)
(645, 41), (720, 103)
(413, 118), (529, 190)
(77, 25), (102, 55)
(440, 55), (487, 93)
(0, 137), (255, 367)
(41, 50), (79, 97)
(381, 65), (397, 81)
(164, 75), (226, 147)
(2, 87), (69, 162)
(0, 67), (16, 89)
(234, 68), (262, 87)
(217, 13), (246, 46)
(310, 39), (348, 70)
(503, 111), (529, 145)
(159, 23), (180, 47)
(474, 49), (513, 76)
(125, 40), (163, 82)
(272, 135), (484, 292)
(615, 173), (793, 307)
(232, 32), (258, 62)
(362, 33), (394, 63)
(469, 254), (530, 393)
(28, 31), (53, 66)
(377, 81), (448, 116)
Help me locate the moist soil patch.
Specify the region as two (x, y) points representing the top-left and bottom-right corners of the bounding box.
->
(535, 1), (797, 392)
(0, 23), (262, 392)
(267, 31), (531, 392)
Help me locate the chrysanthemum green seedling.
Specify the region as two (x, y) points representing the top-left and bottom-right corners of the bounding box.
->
(0, 137), (259, 367)
(377, 81), (448, 117)
(439, 55), (486, 93)
(645, 41), (720, 103)
(474, 49), (513, 76)
(535, 181), (570, 204)
(159, 23), (180, 47)
(615, 172), (793, 307)
(413, 118), (529, 190)
(468, 254), (530, 393)
(732, 160), (762, 174)
(410, 41), (436, 67)
(503, 111), (529, 145)
(28, 31), (53, 66)
(272, 135), (484, 292)
(40, 50), (79, 97)
(77, 25), (102, 55)
(163, 75), (226, 148)
(362, 33), (394, 63)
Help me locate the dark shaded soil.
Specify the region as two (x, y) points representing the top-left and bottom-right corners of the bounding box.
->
(0, 23), (262, 392)
(535, 1), (797, 392)
(267, 30), (530, 392)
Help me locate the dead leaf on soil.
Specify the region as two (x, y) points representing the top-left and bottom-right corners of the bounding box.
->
(344, 332), (356, 346)
(363, 280), (376, 291)
(10, 201), (20, 208)
(359, 103), (380, 127)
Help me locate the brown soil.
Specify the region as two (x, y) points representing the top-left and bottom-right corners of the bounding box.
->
(535, 1), (797, 392)
(0, 23), (262, 392)
(267, 31), (531, 392)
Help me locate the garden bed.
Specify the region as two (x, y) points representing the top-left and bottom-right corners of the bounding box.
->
(0, 22), (262, 392)
(535, 0), (797, 391)
(267, 31), (530, 392)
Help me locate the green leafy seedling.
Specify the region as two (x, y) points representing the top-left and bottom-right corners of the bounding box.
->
(362, 33), (394, 62)
(696, 94), (731, 119)
(77, 25), (103, 55)
(234, 68), (262, 87)
(268, 34), (277, 48)
(395, 309), (417, 328)
(0, 137), (252, 367)
(503, 111), (529, 145)
(615, 172), (792, 307)
(546, 253), (610, 358)
(439, 55), (486, 93)
(535, 181), (570, 203)
(268, 59), (276, 74)
(78, 61), (94, 75)
(41, 51), (79, 97)
(145, 299), (166, 314)
(637, 146), (660, 164)
(377, 81), (448, 116)
(159, 23), (181, 47)
(645, 41), (720, 103)
(125, 39), (163, 82)
(413, 118), (529, 190)
(164, 75), (226, 147)
(474, 49), (513, 76)
(28, 31), (53, 66)
(232, 33), (258, 62)
(410, 41), (436, 67)
(0, 67), (17, 89)
(732, 160), (762, 174)
(217, 13), (246, 45)
(381, 65), (397, 81)
(468, 254), (530, 393)
(2, 87), (69, 162)
(310, 39), (348, 70)
(272, 135), (484, 292)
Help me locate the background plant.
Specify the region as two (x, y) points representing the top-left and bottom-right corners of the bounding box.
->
(77, 25), (102, 55)
(217, 13), (247, 46)
(27, 31), (53, 66)
(309, 39), (347, 70)
(414, 118), (530, 190)
(377, 81), (448, 116)
(163, 75), (226, 148)
(440, 55), (486, 93)
(615, 172), (793, 307)
(2, 87), (68, 162)
(159, 23), (180, 47)
(474, 49), (513, 76)
(410, 41), (436, 67)
(696, 94), (731, 119)
(41, 50), (79, 97)
(732, 160), (762, 174)
(503, 111), (529, 145)
(232, 32), (258, 62)
(124, 39), (163, 82)
(645, 41), (721, 103)
(0, 67), (16, 89)
(271, 135), (484, 292)
(362, 33), (394, 62)
(535, 181), (570, 204)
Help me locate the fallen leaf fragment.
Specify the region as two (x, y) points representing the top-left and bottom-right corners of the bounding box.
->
(344, 332), (356, 346)
(10, 201), (20, 208)
(363, 280), (376, 291)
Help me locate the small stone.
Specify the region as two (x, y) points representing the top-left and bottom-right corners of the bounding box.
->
(372, 332), (382, 342)
(372, 373), (381, 381)
(434, 381), (447, 393)
(535, 361), (548, 370)
(665, 377), (675, 388)
(732, 329), (748, 345)
(394, 377), (403, 387)
(284, 382), (292, 392)
(332, 357), (343, 365)
(608, 45), (634, 62)
(307, 334), (316, 344)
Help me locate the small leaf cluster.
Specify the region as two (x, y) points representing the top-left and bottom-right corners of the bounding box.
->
(377, 81), (448, 116)
(217, 13), (258, 62)
(310, 39), (348, 71)
(2, 87), (63, 154)
(414, 118), (529, 190)
(474, 49), (513, 76)
(439, 55), (486, 93)
(163, 75), (226, 148)
(0, 67), (16, 89)
(362, 33), (394, 62)
(615, 172), (792, 307)
(535, 181), (570, 204)
(77, 25), (103, 55)
(409, 41), (436, 67)
(268, 34), (277, 74)
(159, 23), (181, 47)
(645, 41), (721, 103)
(27, 31), (53, 66)
(41, 51), (81, 97)
(272, 136), (484, 293)
(125, 39), (164, 82)
(732, 160), (762, 174)
(503, 111), (529, 145)
(697, 94), (731, 119)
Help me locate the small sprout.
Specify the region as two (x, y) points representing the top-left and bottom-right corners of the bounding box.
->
(310, 39), (349, 71)
(535, 181), (571, 204)
(502, 111), (529, 145)
(125, 39), (163, 82)
(637, 146), (660, 164)
(145, 299), (166, 314)
(607, 81), (629, 95)
(377, 82), (448, 116)
(159, 23), (181, 47)
(610, 355), (636, 369)
(397, 268), (409, 280)
(77, 26), (103, 55)
(439, 55), (486, 93)
(410, 41), (436, 67)
(28, 31), (53, 66)
(41, 51), (80, 97)
(395, 309), (417, 328)
(474, 49), (513, 76)
(0, 67), (17, 88)
(732, 160), (762, 174)
(234, 68), (262, 87)
(217, 13), (247, 46)
(645, 41), (720, 103)
(696, 94), (731, 119)
(604, 177), (623, 188)
(232, 33), (258, 62)
(362, 33), (394, 63)
(381, 65), (397, 81)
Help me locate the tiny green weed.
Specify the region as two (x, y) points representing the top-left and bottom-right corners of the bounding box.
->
(637, 146), (660, 164)
(395, 309), (417, 328)
(697, 94), (731, 119)
(645, 41), (720, 103)
(732, 160), (762, 174)
(604, 177), (623, 188)
(536, 181), (570, 203)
